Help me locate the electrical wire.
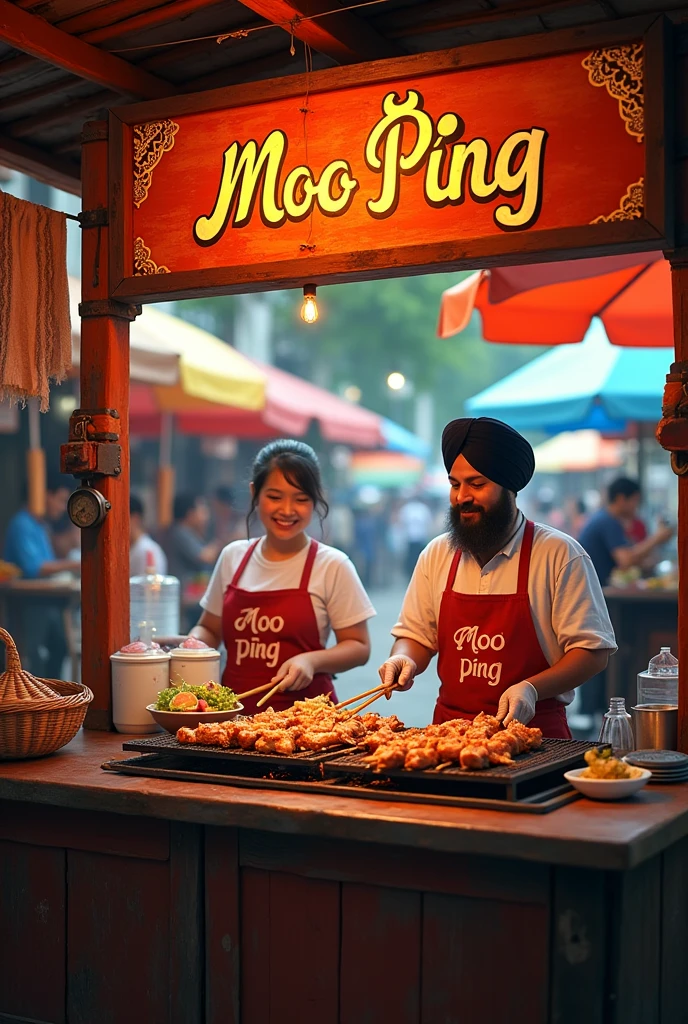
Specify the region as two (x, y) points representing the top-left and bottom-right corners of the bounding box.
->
(112, 0), (394, 53)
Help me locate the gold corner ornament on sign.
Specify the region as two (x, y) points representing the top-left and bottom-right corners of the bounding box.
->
(581, 44), (644, 142)
(134, 236), (170, 275)
(590, 178), (644, 224)
(133, 120), (180, 208)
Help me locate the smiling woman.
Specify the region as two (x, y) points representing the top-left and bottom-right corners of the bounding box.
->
(183, 439), (376, 714)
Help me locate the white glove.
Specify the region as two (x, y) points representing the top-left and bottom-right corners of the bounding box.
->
(378, 654), (417, 694)
(497, 681), (538, 726)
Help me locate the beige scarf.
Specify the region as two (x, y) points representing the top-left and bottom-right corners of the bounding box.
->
(0, 191), (71, 412)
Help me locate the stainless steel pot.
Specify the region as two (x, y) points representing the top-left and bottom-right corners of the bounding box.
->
(631, 704), (678, 751)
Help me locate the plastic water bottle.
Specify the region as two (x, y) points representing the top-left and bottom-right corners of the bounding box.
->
(130, 550), (180, 641)
(598, 697), (634, 756)
(637, 647), (679, 707)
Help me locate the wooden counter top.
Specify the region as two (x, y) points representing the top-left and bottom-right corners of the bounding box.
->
(1, 730), (687, 871)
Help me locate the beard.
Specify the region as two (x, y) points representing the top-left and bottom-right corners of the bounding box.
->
(445, 488), (517, 558)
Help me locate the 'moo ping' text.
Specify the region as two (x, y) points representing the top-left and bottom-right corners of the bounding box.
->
(193, 90), (547, 245)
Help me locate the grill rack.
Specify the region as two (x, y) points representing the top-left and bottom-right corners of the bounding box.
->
(120, 734), (590, 805)
(324, 739), (591, 802)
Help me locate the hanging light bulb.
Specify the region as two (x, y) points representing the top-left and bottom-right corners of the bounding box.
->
(300, 283), (319, 324)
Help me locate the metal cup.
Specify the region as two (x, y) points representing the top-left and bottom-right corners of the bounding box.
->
(631, 704), (678, 751)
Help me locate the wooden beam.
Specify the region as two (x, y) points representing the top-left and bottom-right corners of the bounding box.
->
(180, 47), (307, 92)
(80, 120), (130, 729)
(0, 0), (175, 98)
(0, 131), (80, 193)
(0, 75), (76, 114)
(79, 0), (229, 45)
(381, 0), (592, 38)
(234, 0), (402, 64)
(671, 257), (688, 754)
(0, 51), (39, 79)
(57, 0), (170, 37)
(8, 90), (123, 139)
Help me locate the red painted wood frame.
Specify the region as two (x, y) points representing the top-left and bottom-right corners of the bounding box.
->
(107, 15), (672, 304)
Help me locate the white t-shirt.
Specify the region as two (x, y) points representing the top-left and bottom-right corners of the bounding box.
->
(130, 534), (168, 577)
(201, 537), (376, 647)
(391, 514), (617, 705)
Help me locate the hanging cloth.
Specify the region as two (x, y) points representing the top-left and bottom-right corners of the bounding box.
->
(0, 191), (71, 412)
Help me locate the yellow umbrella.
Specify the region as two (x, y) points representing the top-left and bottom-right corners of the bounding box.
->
(136, 307), (265, 411)
(69, 278), (265, 408)
(70, 278), (267, 524)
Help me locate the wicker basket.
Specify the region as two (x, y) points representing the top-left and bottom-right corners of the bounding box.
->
(0, 627), (93, 760)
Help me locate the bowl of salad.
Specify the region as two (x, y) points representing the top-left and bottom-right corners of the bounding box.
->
(147, 682), (243, 732)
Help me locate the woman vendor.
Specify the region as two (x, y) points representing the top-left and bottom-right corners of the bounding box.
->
(188, 439), (375, 713)
(378, 417), (617, 738)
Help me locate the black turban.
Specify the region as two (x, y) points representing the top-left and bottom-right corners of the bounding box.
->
(441, 417), (534, 493)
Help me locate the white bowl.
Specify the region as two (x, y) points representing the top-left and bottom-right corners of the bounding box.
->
(564, 767), (652, 800)
(145, 703), (244, 733)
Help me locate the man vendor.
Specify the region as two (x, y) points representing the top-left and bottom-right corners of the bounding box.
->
(379, 417), (616, 738)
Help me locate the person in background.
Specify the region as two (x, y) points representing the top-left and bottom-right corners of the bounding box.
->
(397, 494), (434, 578)
(184, 439), (375, 713)
(130, 494), (167, 577)
(51, 515), (81, 565)
(163, 494), (220, 630)
(3, 473), (79, 580)
(210, 485), (242, 548)
(2, 472), (79, 678)
(578, 477), (674, 587)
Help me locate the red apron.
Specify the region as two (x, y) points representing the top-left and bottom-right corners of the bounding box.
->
(221, 538), (336, 714)
(435, 520), (571, 738)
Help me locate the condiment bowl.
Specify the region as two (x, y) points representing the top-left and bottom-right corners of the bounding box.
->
(146, 703), (244, 733)
(564, 767), (651, 800)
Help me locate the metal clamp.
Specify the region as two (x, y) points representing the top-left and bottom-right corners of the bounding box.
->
(60, 409), (122, 479)
(78, 208), (108, 229)
(78, 299), (141, 321)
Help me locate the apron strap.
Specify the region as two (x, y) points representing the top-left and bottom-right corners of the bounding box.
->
(299, 539), (318, 590)
(230, 539), (260, 587)
(444, 548), (462, 592)
(516, 520), (535, 595)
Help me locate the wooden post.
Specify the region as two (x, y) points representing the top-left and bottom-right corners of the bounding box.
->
(670, 258), (688, 753)
(80, 120), (131, 729)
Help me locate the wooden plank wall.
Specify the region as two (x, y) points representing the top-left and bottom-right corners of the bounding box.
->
(0, 806), (684, 1024)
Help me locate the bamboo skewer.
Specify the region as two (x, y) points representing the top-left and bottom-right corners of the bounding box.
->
(255, 681), (283, 708)
(335, 684), (389, 709)
(346, 690), (391, 716)
(234, 682), (277, 702)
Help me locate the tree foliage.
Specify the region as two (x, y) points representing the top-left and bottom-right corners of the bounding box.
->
(178, 273), (546, 442)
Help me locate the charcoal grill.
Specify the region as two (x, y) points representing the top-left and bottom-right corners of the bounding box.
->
(107, 733), (591, 813)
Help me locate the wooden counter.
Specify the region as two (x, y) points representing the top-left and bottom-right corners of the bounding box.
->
(1, 731), (686, 1024)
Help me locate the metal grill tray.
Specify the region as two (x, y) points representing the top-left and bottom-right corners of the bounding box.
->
(324, 739), (591, 801)
(103, 752), (581, 814)
(120, 734), (590, 804)
(122, 731), (349, 769)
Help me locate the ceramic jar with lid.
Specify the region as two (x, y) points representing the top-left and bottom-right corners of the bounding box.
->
(110, 643), (170, 734)
(169, 641), (221, 689)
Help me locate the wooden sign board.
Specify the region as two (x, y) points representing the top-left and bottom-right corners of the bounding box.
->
(108, 17), (669, 303)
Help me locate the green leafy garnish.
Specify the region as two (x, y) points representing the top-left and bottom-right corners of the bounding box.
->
(156, 682), (238, 711)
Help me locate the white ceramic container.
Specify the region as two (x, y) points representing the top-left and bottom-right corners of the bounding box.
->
(110, 650), (171, 734)
(169, 647), (221, 688)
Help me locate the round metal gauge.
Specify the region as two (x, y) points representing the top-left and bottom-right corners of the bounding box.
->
(67, 487), (111, 529)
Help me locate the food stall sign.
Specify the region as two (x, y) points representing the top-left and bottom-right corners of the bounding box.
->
(108, 18), (669, 303)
